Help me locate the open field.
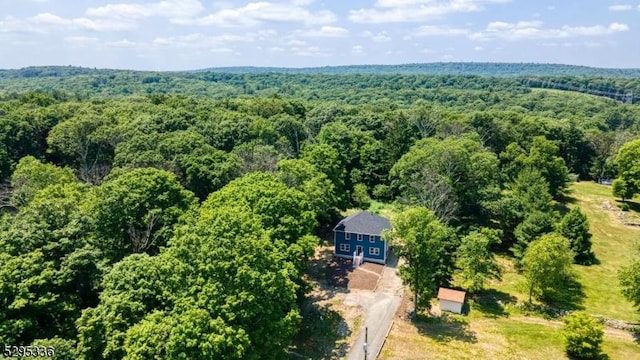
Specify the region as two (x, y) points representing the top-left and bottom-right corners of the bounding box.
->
(380, 181), (640, 359)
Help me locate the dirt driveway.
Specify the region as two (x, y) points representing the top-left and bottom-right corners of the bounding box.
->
(346, 252), (404, 360)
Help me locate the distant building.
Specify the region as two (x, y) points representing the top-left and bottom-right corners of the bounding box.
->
(333, 211), (391, 264)
(437, 287), (466, 314)
(598, 178), (613, 186)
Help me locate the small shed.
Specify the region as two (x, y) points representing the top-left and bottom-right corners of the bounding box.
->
(437, 287), (466, 314)
(333, 211), (391, 264)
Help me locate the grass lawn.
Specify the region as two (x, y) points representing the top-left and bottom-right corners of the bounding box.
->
(566, 182), (640, 322)
(379, 181), (640, 359)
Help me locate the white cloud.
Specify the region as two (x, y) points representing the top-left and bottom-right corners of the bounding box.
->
(152, 33), (253, 50)
(287, 39), (307, 46)
(474, 45), (484, 51)
(87, 0), (204, 23)
(105, 39), (141, 48)
(295, 26), (349, 37)
(268, 46), (285, 52)
(64, 36), (99, 46)
(210, 47), (234, 53)
(608, 4), (634, 11)
(291, 0), (315, 5)
(291, 45), (331, 57)
(413, 25), (470, 36)
(470, 21), (629, 41)
(352, 45), (364, 54)
(362, 30), (391, 42)
(349, 0), (510, 23)
(193, 2), (336, 27)
(29, 12), (136, 31)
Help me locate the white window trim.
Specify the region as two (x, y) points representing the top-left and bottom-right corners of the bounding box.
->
(345, 232), (351, 240)
(369, 235), (376, 243)
(369, 247), (380, 256)
(339, 243), (350, 252)
(357, 234), (363, 242)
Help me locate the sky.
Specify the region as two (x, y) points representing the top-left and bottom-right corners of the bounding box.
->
(0, 0), (639, 71)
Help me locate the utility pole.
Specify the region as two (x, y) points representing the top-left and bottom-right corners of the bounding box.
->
(363, 327), (368, 360)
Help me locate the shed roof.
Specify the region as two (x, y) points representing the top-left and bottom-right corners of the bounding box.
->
(333, 211), (391, 236)
(437, 287), (466, 303)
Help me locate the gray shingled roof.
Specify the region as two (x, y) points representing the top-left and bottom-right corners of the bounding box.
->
(333, 211), (391, 236)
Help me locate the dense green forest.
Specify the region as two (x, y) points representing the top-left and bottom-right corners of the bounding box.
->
(1, 64), (639, 103)
(1, 64), (640, 359)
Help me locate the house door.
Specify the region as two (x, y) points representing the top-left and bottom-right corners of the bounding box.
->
(356, 245), (363, 256)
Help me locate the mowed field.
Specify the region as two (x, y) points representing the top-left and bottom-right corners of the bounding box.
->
(380, 182), (640, 360)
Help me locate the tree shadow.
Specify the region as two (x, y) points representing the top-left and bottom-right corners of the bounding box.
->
(575, 252), (601, 266)
(470, 289), (517, 318)
(568, 352), (610, 360)
(289, 303), (351, 359)
(305, 247), (350, 296)
(414, 313), (478, 343)
(541, 276), (586, 314)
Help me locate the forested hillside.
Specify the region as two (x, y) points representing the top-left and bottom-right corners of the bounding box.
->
(1, 65), (640, 359)
(1, 64), (639, 102)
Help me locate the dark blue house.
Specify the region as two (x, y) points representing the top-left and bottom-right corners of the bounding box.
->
(333, 211), (392, 264)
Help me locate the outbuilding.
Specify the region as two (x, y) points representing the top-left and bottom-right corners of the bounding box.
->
(437, 287), (466, 314)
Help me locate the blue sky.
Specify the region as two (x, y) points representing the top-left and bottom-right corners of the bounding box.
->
(0, 0), (638, 70)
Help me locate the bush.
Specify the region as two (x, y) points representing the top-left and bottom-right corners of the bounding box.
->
(562, 312), (604, 359)
(619, 202), (630, 212)
(352, 183), (372, 209)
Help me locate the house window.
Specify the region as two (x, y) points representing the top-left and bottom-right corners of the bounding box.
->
(357, 234), (363, 242)
(369, 236), (376, 243)
(369, 247), (380, 256)
(345, 232), (351, 240)
(339, 243), (350, 252)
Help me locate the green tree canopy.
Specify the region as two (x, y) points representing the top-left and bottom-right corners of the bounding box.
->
(88, 167), (197, 263)
(557, 208), (594, 264)
(455, 228), (502, 293)
(390, 134), (499, 223)
(613, 138), (640, 200)
(0, 182), (102, 345)
(384, 207), (456, 312)
(521, 233), (575, 303)
(562, 312), (604, 359)
(10, 155), (77, 207)
(618, 258), (640, 309)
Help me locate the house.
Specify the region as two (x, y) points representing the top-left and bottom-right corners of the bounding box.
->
(333, 211), (391, 264)
(437, 287), (466, 314)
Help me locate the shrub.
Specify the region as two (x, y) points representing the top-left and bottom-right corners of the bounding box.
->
(562, 312), (604, 359)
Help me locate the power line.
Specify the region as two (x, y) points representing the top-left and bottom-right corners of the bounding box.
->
(522, 78), (637, 104)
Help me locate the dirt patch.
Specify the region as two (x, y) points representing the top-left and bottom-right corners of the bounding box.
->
(326, 256), (382, 291)
(600, 200), (640, 228)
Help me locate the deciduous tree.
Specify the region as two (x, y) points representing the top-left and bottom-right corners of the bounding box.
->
(455, 228), (502, 293)
(521, 233), (574, 303)
(562, 312), (604, 359)
(384, 207), (456, 312)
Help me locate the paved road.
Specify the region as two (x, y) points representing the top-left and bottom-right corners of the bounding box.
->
(346, 255), (403, 360)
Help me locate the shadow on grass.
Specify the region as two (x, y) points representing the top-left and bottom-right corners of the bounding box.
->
(470, 289), (517, 318)
(306, 247), (351, 296)
(289, 303), (350, 360)
(615, 199), (640, 213)
(542, 276), (586, 312)
(568, 353), (610, 360)
(414, 313), (478, 343)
